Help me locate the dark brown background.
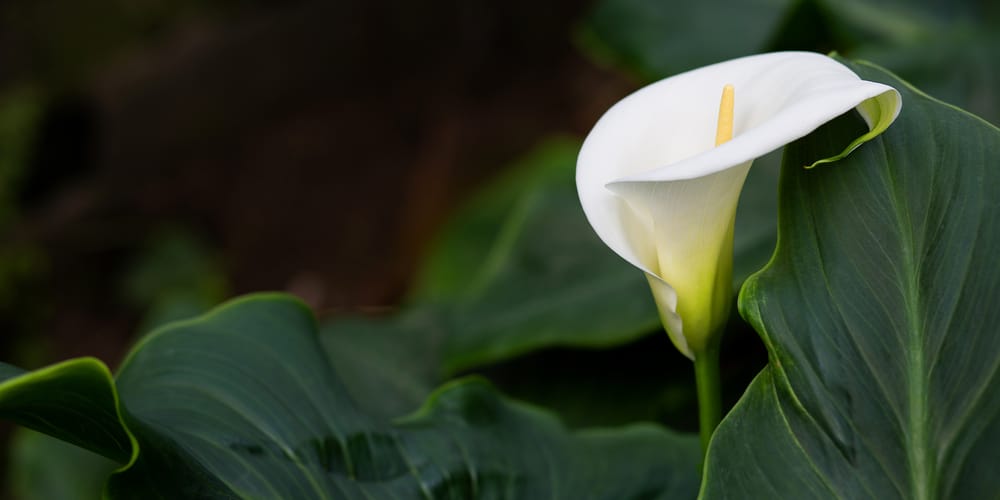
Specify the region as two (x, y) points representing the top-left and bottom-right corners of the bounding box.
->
(0, 0), (636, 495)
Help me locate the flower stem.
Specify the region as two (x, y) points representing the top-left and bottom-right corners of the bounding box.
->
(694, 342), (722, 458)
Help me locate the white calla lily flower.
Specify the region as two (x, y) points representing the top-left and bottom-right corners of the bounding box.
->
(577, 52), (901, 360)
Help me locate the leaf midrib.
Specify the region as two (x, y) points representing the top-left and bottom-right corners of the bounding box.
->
(880, 139), (934, 500)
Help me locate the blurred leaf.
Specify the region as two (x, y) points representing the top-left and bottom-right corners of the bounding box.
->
(0, 86), (49, 310)
(579, 0), (1000, 126)
(320, 304), (773, 431)
(0, 295), (703, 498)
(414, 139), (661, 373)
(413, 139), (776, 374)
(704, 60), (1000, 498)
(9, 429), (118, 500)
(414, 138), (587, 300)
(0, 242), (47, 308)
(121, 227), (228, 333)
(322, 303), (704, 429)
(817, 0), (984, 44)
(579, 0), (795, 80)
(850, 26), (1000, 125)
(796, 0), (1000, 124)
(315, 137), (773, 429)
(0, 85), (45, 223)
(439, 165), (660, 373)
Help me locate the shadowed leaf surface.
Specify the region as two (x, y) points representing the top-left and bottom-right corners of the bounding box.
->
(1, 295), (703, 498)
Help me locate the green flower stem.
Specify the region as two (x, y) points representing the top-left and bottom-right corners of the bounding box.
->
(694, 342), (722, 457)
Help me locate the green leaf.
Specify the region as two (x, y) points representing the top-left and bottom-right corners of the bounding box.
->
(0, 358), (135, 465)
(850, 27), (1000, 126)
(413, 138), (776, 374)
(414, 139), (585, 301)
(579, 0), (795, 80)
(319, 307), (446, 421)
(816, 0), (1000, 125)
(413, 139), (663, 373)
(817, 0), (990, 45)
(113, 295), (702, 497)
(1, 294), (701, 497)
(320, 137), (774, 428)
(703, 60), (1000, 498)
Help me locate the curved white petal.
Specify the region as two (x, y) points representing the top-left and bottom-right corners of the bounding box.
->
(576, 51), (901, 358)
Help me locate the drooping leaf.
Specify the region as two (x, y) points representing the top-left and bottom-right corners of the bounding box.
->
(1, 294), (702, 498)
(703, 60), (1000, 499)
(0, 358), (134, 465)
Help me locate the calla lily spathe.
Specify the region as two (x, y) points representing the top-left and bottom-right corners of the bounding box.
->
(577, 52), (901, 360)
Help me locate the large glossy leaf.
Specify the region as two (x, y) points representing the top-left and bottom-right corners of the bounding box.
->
(1, 294), (702, 498)
(703, 61), (1000, 498)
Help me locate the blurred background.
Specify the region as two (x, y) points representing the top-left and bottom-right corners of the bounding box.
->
(1, 0), (997, 497)
(0, 1), (635, 496)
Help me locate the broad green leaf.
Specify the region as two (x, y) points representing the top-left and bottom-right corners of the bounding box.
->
(703, 61), (1000, 499)
(0, 358), (134, 465)
(579, 0), (794, 80)
(109, 295), (702, 498)
(1, 294), (702, 498)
